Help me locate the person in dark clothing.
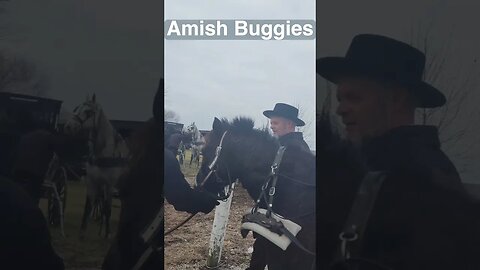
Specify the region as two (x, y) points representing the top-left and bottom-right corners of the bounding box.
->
(164, 145), (219, 213)
(263, 103), (311, 152)
(163, 121), (219, 213)
(12, 129), (56, 205)
(245, 103), (311, 270)
(0, 176), (64, 270)
(166, 132), (183, 155)
(317, 34), (479, 269)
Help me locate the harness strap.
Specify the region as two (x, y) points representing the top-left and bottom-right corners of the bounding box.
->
(252, 146), (286, 216)
(280, 226), (316, 256)
(338, 171), (387, 261)
(131, 244), (163, 270)
(266, 146), (286, 218)
(208, 131), (228, 170)
(140, 206), (164, 243)
(131, 206), (164, 270)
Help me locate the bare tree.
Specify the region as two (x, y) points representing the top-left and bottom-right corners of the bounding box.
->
(292, 101), (315, 148)
(0, 50), (49, 96)
(410, 24), (480, 173)
(165, 109), (180, 122)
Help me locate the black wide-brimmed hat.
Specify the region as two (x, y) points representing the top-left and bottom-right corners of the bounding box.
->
(263, 103), (305, 126)
(316, 34), (446, 108)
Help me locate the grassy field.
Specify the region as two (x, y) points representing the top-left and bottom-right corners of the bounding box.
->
(178, 150), (202, 178)
(39, 180), (121, 269)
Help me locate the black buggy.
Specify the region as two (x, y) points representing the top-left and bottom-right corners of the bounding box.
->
(0, 92), (68, 235)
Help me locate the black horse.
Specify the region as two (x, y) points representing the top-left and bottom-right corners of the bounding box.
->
(196, 117), (316, 270)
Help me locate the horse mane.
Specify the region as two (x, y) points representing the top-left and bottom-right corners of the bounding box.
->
(219, 117), (275, 144)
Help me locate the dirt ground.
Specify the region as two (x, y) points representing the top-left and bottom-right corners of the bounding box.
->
(165, 154), (256, 270)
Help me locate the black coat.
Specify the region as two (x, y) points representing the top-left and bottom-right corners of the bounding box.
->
(0, 176), (64, 270)
(164, 148), (218, 214)
(279, 132), (311, 153)
(350, 126), (480, 269)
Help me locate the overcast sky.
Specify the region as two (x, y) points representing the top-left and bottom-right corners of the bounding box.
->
(0, 0), (163, 121)
(2, 0), (480, 180)
(316, 0), (480, 183)
(164, 0), (316, 149)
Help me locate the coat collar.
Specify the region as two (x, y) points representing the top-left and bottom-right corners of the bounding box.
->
(361, 125), (440, 170)
(279, 132), (304, 144)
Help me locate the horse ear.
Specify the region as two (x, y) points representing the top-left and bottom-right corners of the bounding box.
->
(92, 93), (96, 103)
(213, 117), (222, 131)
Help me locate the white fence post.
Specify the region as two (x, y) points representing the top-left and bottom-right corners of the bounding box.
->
(206, 183), (236, 268)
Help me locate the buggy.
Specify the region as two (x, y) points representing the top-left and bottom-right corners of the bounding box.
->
(0, 92), (67, 235)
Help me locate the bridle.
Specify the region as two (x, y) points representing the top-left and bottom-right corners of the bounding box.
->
(196, 130), (234, 201)
(70, 104), (101, 160)
(164, 131), (233, 236)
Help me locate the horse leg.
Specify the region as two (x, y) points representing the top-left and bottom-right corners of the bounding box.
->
(98, 185), (106, 236)
(80, 194), (93, 239)
(104, 186), (113, 239)
(80, 175), (97, 239)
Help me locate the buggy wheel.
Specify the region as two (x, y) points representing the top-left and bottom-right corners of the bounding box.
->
(48, 167), (68, 226)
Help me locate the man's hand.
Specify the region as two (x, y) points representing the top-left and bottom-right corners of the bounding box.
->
(191, 190), (220, 214)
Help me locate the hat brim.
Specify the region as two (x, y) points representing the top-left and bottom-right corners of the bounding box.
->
(263, 110), (306, 126)
(316, 57), (446, 108)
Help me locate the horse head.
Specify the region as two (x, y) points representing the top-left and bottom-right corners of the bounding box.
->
(195, 117), (276, 198)
(64, 94), (101, 138)
(195, 117), (232, 197)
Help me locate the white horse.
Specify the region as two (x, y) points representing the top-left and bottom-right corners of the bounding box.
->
(64, 94), (129, 238)
(186, 122), (205, 167)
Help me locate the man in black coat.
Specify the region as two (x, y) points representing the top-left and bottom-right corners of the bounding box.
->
(164, 146), (219, 213)
(0, 176), (64, 270)
(263, 103), (311, 153)
(246, 103), (312, 270)
(317, 34), (479, 269)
